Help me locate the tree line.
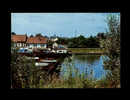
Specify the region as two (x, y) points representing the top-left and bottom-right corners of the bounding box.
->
(56, 33), (106, 48)
(11, 31), (106, 48)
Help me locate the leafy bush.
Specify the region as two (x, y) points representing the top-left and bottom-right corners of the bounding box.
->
(101, 14), (120, 88)
(11, 42), (37, 88)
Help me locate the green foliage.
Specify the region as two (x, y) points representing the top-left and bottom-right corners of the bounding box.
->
(56, 35), (100, 48)
(67, 35), (100, 48)
(11, 32), (16, 35)
(56, 37), (68, 45)
(40, 64), (111, 88)
(35, 33), (43, 37)
(30, 34), (34, 37)
(47, 40), (53, 47)
(97, 32), (106, 39)
(11, 53), (36, 88)
(106, 14), (120, 35)
(85, 36), (100, 48)
(102, 14), (120, 88)
(11, 43), (37, 88)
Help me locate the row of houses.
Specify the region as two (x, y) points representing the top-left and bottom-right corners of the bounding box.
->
(11, 34), (68, 53)
(11, 34), (48, 48)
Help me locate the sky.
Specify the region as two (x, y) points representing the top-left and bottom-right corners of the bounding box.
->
(11, 13), (120, 38)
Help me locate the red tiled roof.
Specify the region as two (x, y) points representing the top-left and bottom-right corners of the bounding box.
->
(11, 35), (27, 42)
(27, 36), (48, 44)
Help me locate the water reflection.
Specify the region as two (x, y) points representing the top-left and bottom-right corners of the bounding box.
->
(74, 55), (100, 64)
(60, 54), (109, 80)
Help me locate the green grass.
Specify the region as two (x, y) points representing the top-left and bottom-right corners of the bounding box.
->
(68, 48), (105, 54)
(20, 66), (119, 88)
(39, 74), (113, 88)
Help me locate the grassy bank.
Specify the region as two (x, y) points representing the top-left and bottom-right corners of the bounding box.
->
(40, 73), (114, 88)
(68, 48), (105, 54)
(35, 70), (120, 88)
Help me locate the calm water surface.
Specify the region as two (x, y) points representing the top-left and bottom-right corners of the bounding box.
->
(59, 54), (109, 80)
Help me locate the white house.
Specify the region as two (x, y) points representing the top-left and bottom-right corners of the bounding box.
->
(52, 42), (58, 48)
(11, 35), (27, 48)
(26, 36), (48, 49)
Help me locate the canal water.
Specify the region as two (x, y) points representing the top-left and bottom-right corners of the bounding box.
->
(59, 54), (109, 80)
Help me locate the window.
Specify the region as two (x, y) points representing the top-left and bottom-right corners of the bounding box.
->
(37, 44), (41, 48)
(33, 44), (36, 48)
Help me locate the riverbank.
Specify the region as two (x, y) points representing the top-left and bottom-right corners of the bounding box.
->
(68, 48), (105, 54)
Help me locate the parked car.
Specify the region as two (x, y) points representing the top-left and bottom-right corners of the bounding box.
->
(18, 48), (32, 53)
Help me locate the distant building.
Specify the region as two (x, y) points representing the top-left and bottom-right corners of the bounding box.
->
(52, 42), (58, 48)
(11, 35), (27, 48)
(50, 37), (58, 42)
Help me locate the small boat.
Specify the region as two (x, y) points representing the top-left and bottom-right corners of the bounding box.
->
(40, 59), (57, 63)
(26, 57), (39, 60)
(35, 62), (49, 67)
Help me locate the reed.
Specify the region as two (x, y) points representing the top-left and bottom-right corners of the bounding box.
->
(11, 51), (116, 88)
(38, 59), (112, 88)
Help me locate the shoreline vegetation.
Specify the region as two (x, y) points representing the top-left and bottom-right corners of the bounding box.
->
(68, 48), (105, 54)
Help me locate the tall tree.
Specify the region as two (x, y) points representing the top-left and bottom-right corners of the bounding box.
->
(30, 34), (34, 37)
(35, 33), (43, 37)
(11, 32), (16, 35)
(97, 32), (106, 39)
(102, 14), (120, 88)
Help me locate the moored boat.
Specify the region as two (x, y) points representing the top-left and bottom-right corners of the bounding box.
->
(39, 59), (57, 63)
(35, 62), (49, 67)
(26, 57), (39, 60)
